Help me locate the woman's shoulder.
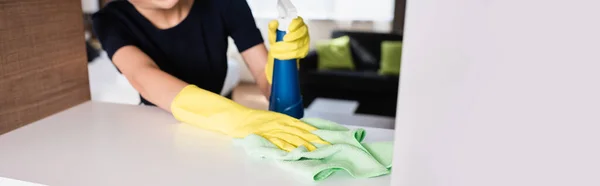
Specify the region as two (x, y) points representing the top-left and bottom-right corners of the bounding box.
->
(197, 0), (248, 12)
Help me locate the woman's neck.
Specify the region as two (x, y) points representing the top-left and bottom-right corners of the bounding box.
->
(131, 0), (194, 29)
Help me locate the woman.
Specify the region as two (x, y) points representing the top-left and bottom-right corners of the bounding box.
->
(92, 0), (327, 151)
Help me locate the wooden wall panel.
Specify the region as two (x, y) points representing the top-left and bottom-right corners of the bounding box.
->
(0, 0), (90, 134)
(393, 0), (406, 34)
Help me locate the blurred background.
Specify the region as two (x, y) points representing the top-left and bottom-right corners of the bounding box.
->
(83, 0), (404, 126)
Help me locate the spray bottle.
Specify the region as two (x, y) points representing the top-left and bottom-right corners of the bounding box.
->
(268, 0), (304, 119)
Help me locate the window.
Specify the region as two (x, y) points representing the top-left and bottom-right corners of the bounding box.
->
(247, 0), (395, 21)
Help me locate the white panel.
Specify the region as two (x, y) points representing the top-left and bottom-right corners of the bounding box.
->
(392, 0), (600, 185)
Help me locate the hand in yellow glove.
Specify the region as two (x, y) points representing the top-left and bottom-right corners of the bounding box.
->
(265, 17), (310, 84)
(171, 85), (328, 152)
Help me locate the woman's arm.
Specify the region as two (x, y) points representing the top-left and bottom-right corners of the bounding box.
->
(240, 43), (271, 98)
(112, 45), (188, 112)
(220, 0), (270, 97)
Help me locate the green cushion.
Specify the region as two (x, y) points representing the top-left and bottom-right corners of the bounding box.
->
(379, 41), (403, 75)
(316, 36), (355, 70)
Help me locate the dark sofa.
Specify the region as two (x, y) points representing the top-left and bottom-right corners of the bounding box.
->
(299, 31), (402, 117)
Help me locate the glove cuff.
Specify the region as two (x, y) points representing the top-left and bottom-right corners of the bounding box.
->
(171, 85), (250, 134)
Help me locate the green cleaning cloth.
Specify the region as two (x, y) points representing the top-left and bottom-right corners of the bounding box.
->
(234, 118), (394, 181)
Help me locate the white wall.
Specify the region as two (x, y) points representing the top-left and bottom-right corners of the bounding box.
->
(392, 0), (600, 186)
(81, 0), (99, 13)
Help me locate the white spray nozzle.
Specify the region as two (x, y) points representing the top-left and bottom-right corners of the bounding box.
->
(277, 0), (297, 31)
(277, 0), (297, 19)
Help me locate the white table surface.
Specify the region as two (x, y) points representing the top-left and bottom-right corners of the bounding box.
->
(304, 111), (396, 129)
(0, 101), (393, 186)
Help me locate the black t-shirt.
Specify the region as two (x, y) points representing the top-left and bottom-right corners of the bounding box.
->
(92, 0), (263, 105)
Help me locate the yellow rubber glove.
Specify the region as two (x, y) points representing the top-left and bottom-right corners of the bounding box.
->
(171, 85), (328, 152)
(265, 17), (310, 84)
